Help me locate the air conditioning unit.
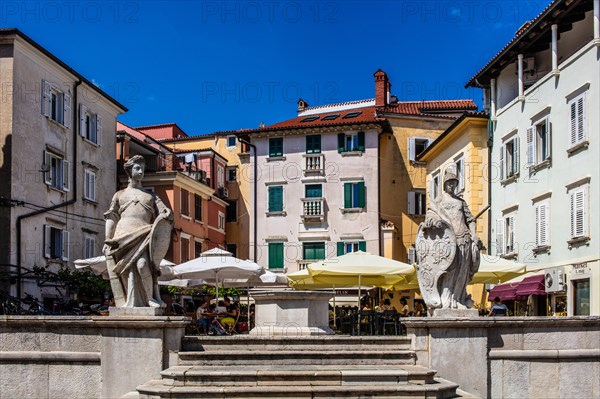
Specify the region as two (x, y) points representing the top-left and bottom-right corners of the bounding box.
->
(544, 267), (565, 293)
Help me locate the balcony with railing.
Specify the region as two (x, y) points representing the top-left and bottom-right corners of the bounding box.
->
(303, 154), (324, 174)
(297, 260), (311, 270)
(301, 198), (325, 223)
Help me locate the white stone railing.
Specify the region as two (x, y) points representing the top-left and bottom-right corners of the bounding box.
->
(301, 198), (324, 221)
(303, 154), (324, 174)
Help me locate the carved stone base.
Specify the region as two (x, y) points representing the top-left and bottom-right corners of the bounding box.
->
(108, 307), (164, 316)
(431, 308), (479, 318)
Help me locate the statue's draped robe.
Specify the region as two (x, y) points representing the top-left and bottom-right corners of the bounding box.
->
(104, 187), (166, 307)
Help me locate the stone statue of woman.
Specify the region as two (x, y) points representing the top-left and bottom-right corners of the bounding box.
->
(415, 169), (483, 314)
(103, 155), (173, 308)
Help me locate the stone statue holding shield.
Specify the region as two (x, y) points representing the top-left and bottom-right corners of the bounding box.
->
(415, 169), (483, 315)
(103, 155), (173, 308)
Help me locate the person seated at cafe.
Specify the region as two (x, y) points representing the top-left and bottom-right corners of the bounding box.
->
(219, 297), (239, 333)
(196, 300), (212, 335)
(414, 302), (426, 317)
(489, 297), (509, 316)
(399, 298), (410, 317)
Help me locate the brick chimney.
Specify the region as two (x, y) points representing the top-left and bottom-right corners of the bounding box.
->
(297, 98), (309, 113)
(374, 69), (391, 107)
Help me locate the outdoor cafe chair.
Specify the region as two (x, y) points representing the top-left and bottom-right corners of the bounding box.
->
(359, 310), (375, 335)
(382, 309), (399, 335)
(339, 312), (357, 335)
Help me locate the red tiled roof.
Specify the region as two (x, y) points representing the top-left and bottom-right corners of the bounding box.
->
(116, 121), (170, 153)
(264, 106), (382, 131)
(171, 147), (213, 153)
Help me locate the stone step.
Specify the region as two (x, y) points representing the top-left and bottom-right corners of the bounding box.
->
(177, 349), (416, 366)
(181, 335), (412, 352)
(159, 365), (437, 386)
(137, 377), (460, 399)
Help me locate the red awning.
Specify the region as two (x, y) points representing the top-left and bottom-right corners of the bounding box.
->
(488, 283), (519, 301)
(515, 274), (547, 297)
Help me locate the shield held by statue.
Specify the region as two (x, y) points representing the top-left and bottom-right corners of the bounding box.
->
(415, 218), (457, 309)
(149, 214), (173, 271)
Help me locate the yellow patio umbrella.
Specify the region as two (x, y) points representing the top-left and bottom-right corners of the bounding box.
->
(469, 255), (527, 284)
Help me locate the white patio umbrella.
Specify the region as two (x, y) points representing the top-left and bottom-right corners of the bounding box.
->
(74, 256), (176, 279)
(158, 278), (207, 288)
(172, 248), (264, 302)
(469, 255), (527, 284)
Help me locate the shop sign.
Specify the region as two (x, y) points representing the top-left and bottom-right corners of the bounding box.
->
(573, 263), (588, 275)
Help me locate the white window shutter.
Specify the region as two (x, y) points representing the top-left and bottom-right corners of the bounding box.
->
(96, 115), (102, 146)
(535, 205), (540, 246)
(540, 203), (548, 246)
(79, 104), (87, 137)
(526, 127), (535, 166)
(570, 189), (586, 238)
(43, 151), (52, 185)
(91, 172), (96, 201)
(408, 192), (415, 215)
(577, 96), (585, 143)
(62, 160), (70, 192)
(499, 144), (505, 180)
(63, 92), (71, 128)
(513, 137), (520, 175)
(507, 216), (515, 253)
(570, 101), (578, 146)
(408, 138), (416, 161)
(62, 230), (70, 261)
(41, 80), (51, 117)
(495, 218), (504, 255)
(44, 225), (52, 258)
(545, 118), (551, 161)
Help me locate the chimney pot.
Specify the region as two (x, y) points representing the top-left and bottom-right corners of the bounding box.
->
(374, 69), (390, 107)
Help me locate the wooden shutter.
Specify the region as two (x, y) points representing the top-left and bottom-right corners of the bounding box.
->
(63, 92), (71, 128)
(507, 216), (515, 253)
(577, 95), (585, 143)
(90, 171), (96, 201)
(338, 133), (345, 152)
(44, 225), (52, 258)
(358, 241), (366, 252)
(495, 218), (504, 255)
(43, 151), (52, 185)
(570, 100), (578, 146)
(343, 183), (352, 208)
(357, 131), (365, 152)
(544, 119), (551, 161)
(337, 242), (344, 256)
(269, 187), (282, 212)
(61, 230), (70, 261)
(499, 144), (505, 180)
(96, 115), (102, 146)
(62, 160), (70, 192)
(513, 137), (520, 175)
(79, 104), (87, 137)
(408, 138), (416, 161)
(407, 192), (415, 215)
(357, 182), (365, 208)
(539, 203), (549, 246)
(269, 243), (283, 268)
(570, 189), (586, 238)
(526, 127), (535, 166)
(41, 80), (51, 117)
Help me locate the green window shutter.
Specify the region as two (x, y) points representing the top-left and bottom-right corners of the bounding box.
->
(357, 182), (365, 208)
(306, 135), (321, 154)
(337, 242), (344, 256)
(305, 184), (322, 198)
(315, 243), (325, 260)
(269, 138), (283, 157)
(358, 241), (366, 252)
(338, 133), (345, 153)
(357, 131), (365, 152)
(269, 186), (283, 212)
(344, 183), (352, 208)
(269, 243), (284, 269)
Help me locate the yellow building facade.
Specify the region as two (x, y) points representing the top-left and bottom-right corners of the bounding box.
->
(417, 112), (490, 308)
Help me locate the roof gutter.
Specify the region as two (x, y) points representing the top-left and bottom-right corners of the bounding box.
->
(16, 78), (82, 299)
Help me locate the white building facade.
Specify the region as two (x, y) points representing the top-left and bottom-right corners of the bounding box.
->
(467, 0), (600, 315)
(243, 102), (386, 273)
(0, 29), (126, 303)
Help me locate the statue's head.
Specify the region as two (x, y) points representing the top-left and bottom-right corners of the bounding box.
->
(443, 169), (459, 193)
(124, 155), (146, 180)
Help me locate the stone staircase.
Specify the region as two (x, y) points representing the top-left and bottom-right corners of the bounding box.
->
(136, 336), (463, 398)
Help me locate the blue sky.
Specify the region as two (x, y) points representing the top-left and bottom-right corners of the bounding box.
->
(2, 1), (548, 134)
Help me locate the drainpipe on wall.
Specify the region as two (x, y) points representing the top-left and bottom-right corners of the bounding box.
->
(487, 117), (494, 253)
(16, 78), (82, 299)
(238, 137), (257, 262)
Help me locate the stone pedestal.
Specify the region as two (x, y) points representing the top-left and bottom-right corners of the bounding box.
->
(95, 316), (188, 399)
(431, 308), (479, 318)
(108, 307), (163, 316)
(249, 290), (334, 336)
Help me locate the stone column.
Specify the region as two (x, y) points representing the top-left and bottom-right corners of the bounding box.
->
(518, 54), (524, 101)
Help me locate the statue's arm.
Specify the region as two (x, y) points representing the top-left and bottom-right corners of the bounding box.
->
(104, 193), (120, 240)
(154, 193), (173, 222)
(463, 201), (477, 238)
